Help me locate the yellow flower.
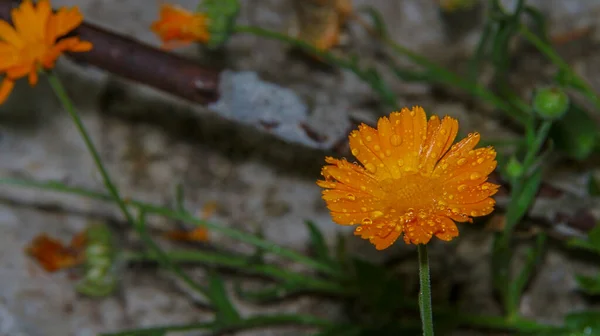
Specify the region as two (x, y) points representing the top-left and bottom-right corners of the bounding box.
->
(317, 107), (499, 249)
(0, 0), (92, 104)
(151, 4), (210, 49)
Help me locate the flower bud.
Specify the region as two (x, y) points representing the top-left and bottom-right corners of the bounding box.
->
(533, 86), (570, 120)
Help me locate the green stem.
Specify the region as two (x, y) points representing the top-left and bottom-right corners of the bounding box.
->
(47, 73), (210, 301)
(233, 25), (399, 110)
(98, 313), (332, 336)
(123, 249), (355, 296)
(519, 25), (600, 110)
(381, 36), (530, 126)
(0, 177), (342, 278)
(46, 73), (135, 227)
(417, 244), (434, 336)
(522, 120), (552, 169)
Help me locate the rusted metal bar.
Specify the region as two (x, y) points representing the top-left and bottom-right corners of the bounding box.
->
(0, 0), (220, 104)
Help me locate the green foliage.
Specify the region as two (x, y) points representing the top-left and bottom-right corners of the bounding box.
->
(549, 103), (599, 160)
(9, 0), (600, 335)
(521, 311), (600, 336)
(75, 222), (120, 297)
(197, 0), (240, 49)
(208, 271), (241, 324)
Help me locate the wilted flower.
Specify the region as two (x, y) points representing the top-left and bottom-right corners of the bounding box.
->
(292, 0), (353, 50)
(0, 0), (92, 104)
(317, 107), (499, 249)
(151, 4), (210, 49)
(163, 201), (215, 242)
(25, 233), (85, 272)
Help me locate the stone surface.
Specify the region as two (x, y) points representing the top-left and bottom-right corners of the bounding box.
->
(1, 0), (600, 335)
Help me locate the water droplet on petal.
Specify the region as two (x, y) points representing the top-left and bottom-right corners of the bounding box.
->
(477, 157), (484, 164)
(457, 158), (467, 165)
(355, 226), (363, 232)
(458, 184), (467, 191)
(470, 211), (479, 216)
(366, 136), (373, 142)
(362, 218), (373, 225)
(440, 129), (447, 135)
(351, 148), (359, 156)
(470, 172), (481, 180)
(365, 163), (377, 173)
(385, 149), (392, 157)
(360, 207), (367, 212)
(390, 134), (403, 146)
(397, 159), (404, 167)
(371, 210), (384, 219)
(410, 111), (415, 117)
(346, 193), (356, 201)
(374, 145), (381, 151)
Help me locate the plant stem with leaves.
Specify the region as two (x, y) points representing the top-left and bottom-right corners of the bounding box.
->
(47, 72), (211, 301)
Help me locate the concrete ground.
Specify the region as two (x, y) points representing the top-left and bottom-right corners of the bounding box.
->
(1, 0), (600, 335)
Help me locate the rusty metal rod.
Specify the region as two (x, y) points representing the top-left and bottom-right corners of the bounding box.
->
(0, 0), (220, 104)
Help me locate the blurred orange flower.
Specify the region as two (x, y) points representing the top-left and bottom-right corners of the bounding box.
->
(163, 201), (216, 242)
(151, 4), (209, 49)
(25, 233), (86, 272)
(293, 0), (353, 50)
(0, 0), (92, 104)
(317, 106), (499, 249)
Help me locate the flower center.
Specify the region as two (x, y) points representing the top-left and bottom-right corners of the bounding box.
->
(380, 173), (440, 215)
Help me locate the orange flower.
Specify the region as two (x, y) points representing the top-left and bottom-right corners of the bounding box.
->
(151, 4), (210, 49)
(294, 0), (353, 51)
(317, 107), (499, 249)
(25, 234), (85, 272)
(0, 0), (92, 104)
(163, 201), (215, 242)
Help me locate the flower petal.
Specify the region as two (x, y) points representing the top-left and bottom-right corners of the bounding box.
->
(389, 106), (428, 172)
(46, 6), (84, 42)
(354, 223), (402, 250)
(0, 20), (23, 47)
(433, 216), (459, 241)
(420, 115), (459, 175)
(348, 125), (393, 180)
(403, 219), (434, 245)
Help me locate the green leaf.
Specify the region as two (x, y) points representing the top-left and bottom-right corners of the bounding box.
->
(564, 311), (600, 332)
(567, 221), (600, 254)
(549, 103), (598, 160)
(587, 176), (600, 197)
(576, 274), (600, 295)
(208, 271), (241, 324)
(508, 234), (546, 312)
(197, 0), (240, 49)
(351, 258), (405, 314)
(305, 220), (332, 265)
(234, 281), (290, 304)
(356, 6), (390, 39)
(523, 6), (549, 43)
(174, 182), (186, 213)
(589, 224), (600, 246)
(506, 166), (544, 230)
